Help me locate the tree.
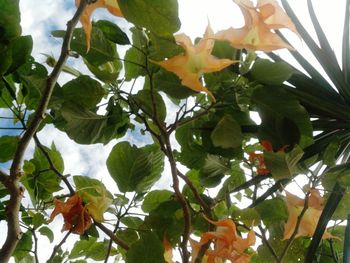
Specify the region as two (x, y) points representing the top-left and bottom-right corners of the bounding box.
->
(0, 0), (349, 262)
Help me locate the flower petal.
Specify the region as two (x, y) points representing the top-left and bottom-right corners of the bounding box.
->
(76, 0), (123, 51)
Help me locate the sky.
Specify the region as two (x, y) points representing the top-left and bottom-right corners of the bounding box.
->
(0, 0), (348, 262)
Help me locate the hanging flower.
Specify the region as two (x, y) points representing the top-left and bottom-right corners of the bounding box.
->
(214, 0), (298, 51)
(49, 193), (92, 235)
(163, 237), (174, 263)
(151, 25), (236, 102)
(79, 185), (112, 223)
(248, 140), (273, 175)
(191, 217), (256, 263)
(76, 0), (123, 51)
(283, 189), (338, 240)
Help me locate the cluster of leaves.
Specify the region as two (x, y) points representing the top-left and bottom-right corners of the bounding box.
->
(1, 0), (350, 262)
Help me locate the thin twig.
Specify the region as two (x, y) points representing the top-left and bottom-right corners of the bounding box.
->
(258, 225), (279, 262)
(0, 2), (89, 262)
(33, 134), (74, 194)
(48, 230), (72, 262)
(177, 169), (211, 217)
(31, 228), (39, 263)
(94, 221), (129, 250)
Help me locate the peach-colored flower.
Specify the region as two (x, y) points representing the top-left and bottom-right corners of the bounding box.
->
(248, 140), (274, 175)
(49, 193), (92, 235)
(215, 0), (298, 51)
(163, 237), (174, 263)
(76, 0), (123, 51)
(283, 189), (337, 240)
(151, 25), (236, 102)
(191, 218), (256, 263)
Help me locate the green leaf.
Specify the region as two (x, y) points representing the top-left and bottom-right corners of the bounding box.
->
(322, 137), (340, 166)
(85, 59), (121, 83)
(252, 85), (313, 148)
(31, 213), (45, 229)
(62, 75), (105, 109)
(52, 27), (117, 66)
(119, 0), (180, 37)
(251, 59), (294, 85)
(38, 226), (54, 243)
(211, 115), (242, 149)
(126, 232), (166, 263)
(0, 135), (19, 162)
(124, 46), (146, 81)
(0, 0), (21, 41)
(13, 231), (32, 261)
(153, 69), (195, 100)
(21, 144), (63, 203)
(255, 237), (306, 263)
(133, 89), (167, 122)
(232, 207), (260, 226)
(264, 145), (304, 180)
(255, 198), (288, 227)
(0, 44), (12, 76)
(175, 121), (207, 169)
(59, 102), (129, 144)
(142, 190), (174, 213)
(70, 237), (108, 261)
(107, 142), (164, 193)
(146, 200), (184, 244)
(149, 33), (182, 60)
(199, 155), (231, 187)
(94, 20), (130, 45)
(6, 35), (33, 74)
(120, 216), (144, 229)
(116, 229), (139, 245)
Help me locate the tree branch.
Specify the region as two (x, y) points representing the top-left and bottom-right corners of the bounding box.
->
(33, 134), (75, 195)
(0, 169), (8, 183)
(0, 1), (88, 262)
(48, 230), (72, 262)
(94, 221), (129, 250)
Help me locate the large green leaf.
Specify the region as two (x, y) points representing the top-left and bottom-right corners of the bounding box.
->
(124, 46), (146, 81)
(22, 144), (63, 204)
(252, 85), (313, 148)
(0, 135), (19, 162)
(0, 0), (21, 41)
(94, 20), (130, 45)
(142, 190), (174, 213)
(200, 155), (231, 185)
(52, 27), (117, 66)
(107, 142), (164, 193)
(211, 115), (242, 149)
(133, 89), (167, 122)
(69, 237), (108, 261)
(85, 59), (121, 83)
(145, 200), (184, 244)
(264, 145), (304, 180)
(255, 197), (288, 227)
(251, 59), (294, 85)
(175, 121), (207, 169)
(13, 231), (32, 261)
(153, 69), (195, 101)
(38, 226), (54, 243)
(126, 232), (166, 263)
(59, 101), (129, 144)
(254, 237), (306, 263)
(62, 75), (105, 109)
(118, 0), (180, 37)
(0, 44), (12, 76)
(6, 35), (33, 74)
